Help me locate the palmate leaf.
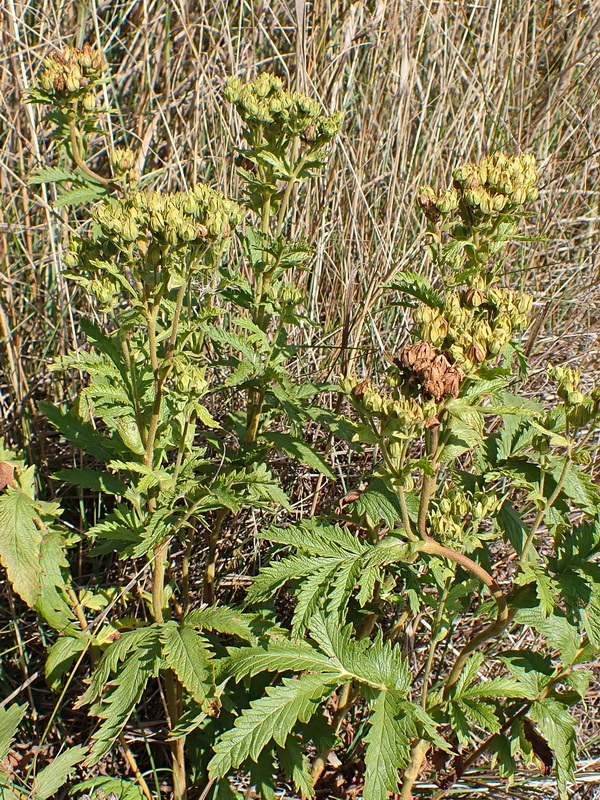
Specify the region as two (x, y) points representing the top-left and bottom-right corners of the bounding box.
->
(277, 736), (314, 799)
(363, 690), (410, 800)
(32, 745), (87, 799)
(184, 605), (260, 642)
(0, 704), (27, 761)
(387, 270), (444, 309)
(309, 614), (411, 693)
(0, 469), (44, 607)
(161, 622), (214, 704)
(208, 673), (336, 779)
(226, 642), (336, 680)
(86, 629), (161, 765)
(78, 625), (160, 707)
(529, 698), (577, 799)
(261, 432), (334, 479)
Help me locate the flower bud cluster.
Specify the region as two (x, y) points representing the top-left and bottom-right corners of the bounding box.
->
(549, 365), (584, 405)
(431, 489), (501, 545)
(546, 365), (600, 430)
(63, 184), (242, 301)
(109, 147), (137, 177)
(89, 184), (242, 250)
(419, 152), (538, 223)
(345, 377), (438, 429)
(38, 44), (104, 103)
(225, 73), (342, 143)
(270, 283), (305, 309)
(413, 279), (533, 373)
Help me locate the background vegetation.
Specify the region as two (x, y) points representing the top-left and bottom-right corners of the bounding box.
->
(1, 0), (600, 797)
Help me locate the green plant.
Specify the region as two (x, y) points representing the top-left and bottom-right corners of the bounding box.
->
(1, 43), (599, 800)
(2, 50), (342, 800)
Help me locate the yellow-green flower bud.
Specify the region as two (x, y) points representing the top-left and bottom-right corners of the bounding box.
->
(63, 250), (79, 268)
(82, 92), (97, 112)
(122, 216), (139, 242)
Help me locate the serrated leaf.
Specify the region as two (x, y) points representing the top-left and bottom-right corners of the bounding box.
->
(261, 432), (334, 479)
(86, 631), (161, 765)
(28, 166), (80, 185)
(53, 468), (128, 496)
(440, 416), (482, 462)
(160, 622), (213, 704)
(184, 606), (258, 642)
(0, 704), (27, 761)
(529, 699), (577, 798)
(40, 402), (116, 462)
(226, 642), (335, 680)
(248, 554), (337, 603)
(309, 614), (410, 693)
(32, 745), (87, 799)
(55, 185), (106, 206)
(78, 624), (160, 709)
(460, 698), (500, 733)
(363, 691), (408, 800)
(499, 651), (554, 699)
(72, 777), (146, 800)
(496, 500), (527, 554)
(249, 751), (276, 800)
(387, 270), (444, 309)
(45, 636), (87, 690)
(0, 478), (43, 606)
(277, 736), (314, 798)
(208, 674), (335, 779)
(293, 559), (344, 635)
(36, 528), (77, 633)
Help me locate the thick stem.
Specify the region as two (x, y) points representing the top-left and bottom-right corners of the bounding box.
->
(417, 426), (439, 540)
(152, 538), (169, 624)
(399, 739), (430, 800)
(419, 539), (509, 697)
(165, 670), (187, 800)
(203, 507), (228, 605)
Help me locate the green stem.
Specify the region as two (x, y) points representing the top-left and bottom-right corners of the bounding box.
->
(420, 580), (451, 710)
(520, 449), (571, 563)
(417, 425), (439, 540)
(68, 116), (111, 186)
(203, 507), (228, 605)
(418, 538), (509, 698)
(120, 330), (146, 447)
(276, 148), (307, 237)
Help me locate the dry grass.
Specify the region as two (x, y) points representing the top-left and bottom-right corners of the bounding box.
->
(3, 2), (600, 432)
(2, 0), (600, 796)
